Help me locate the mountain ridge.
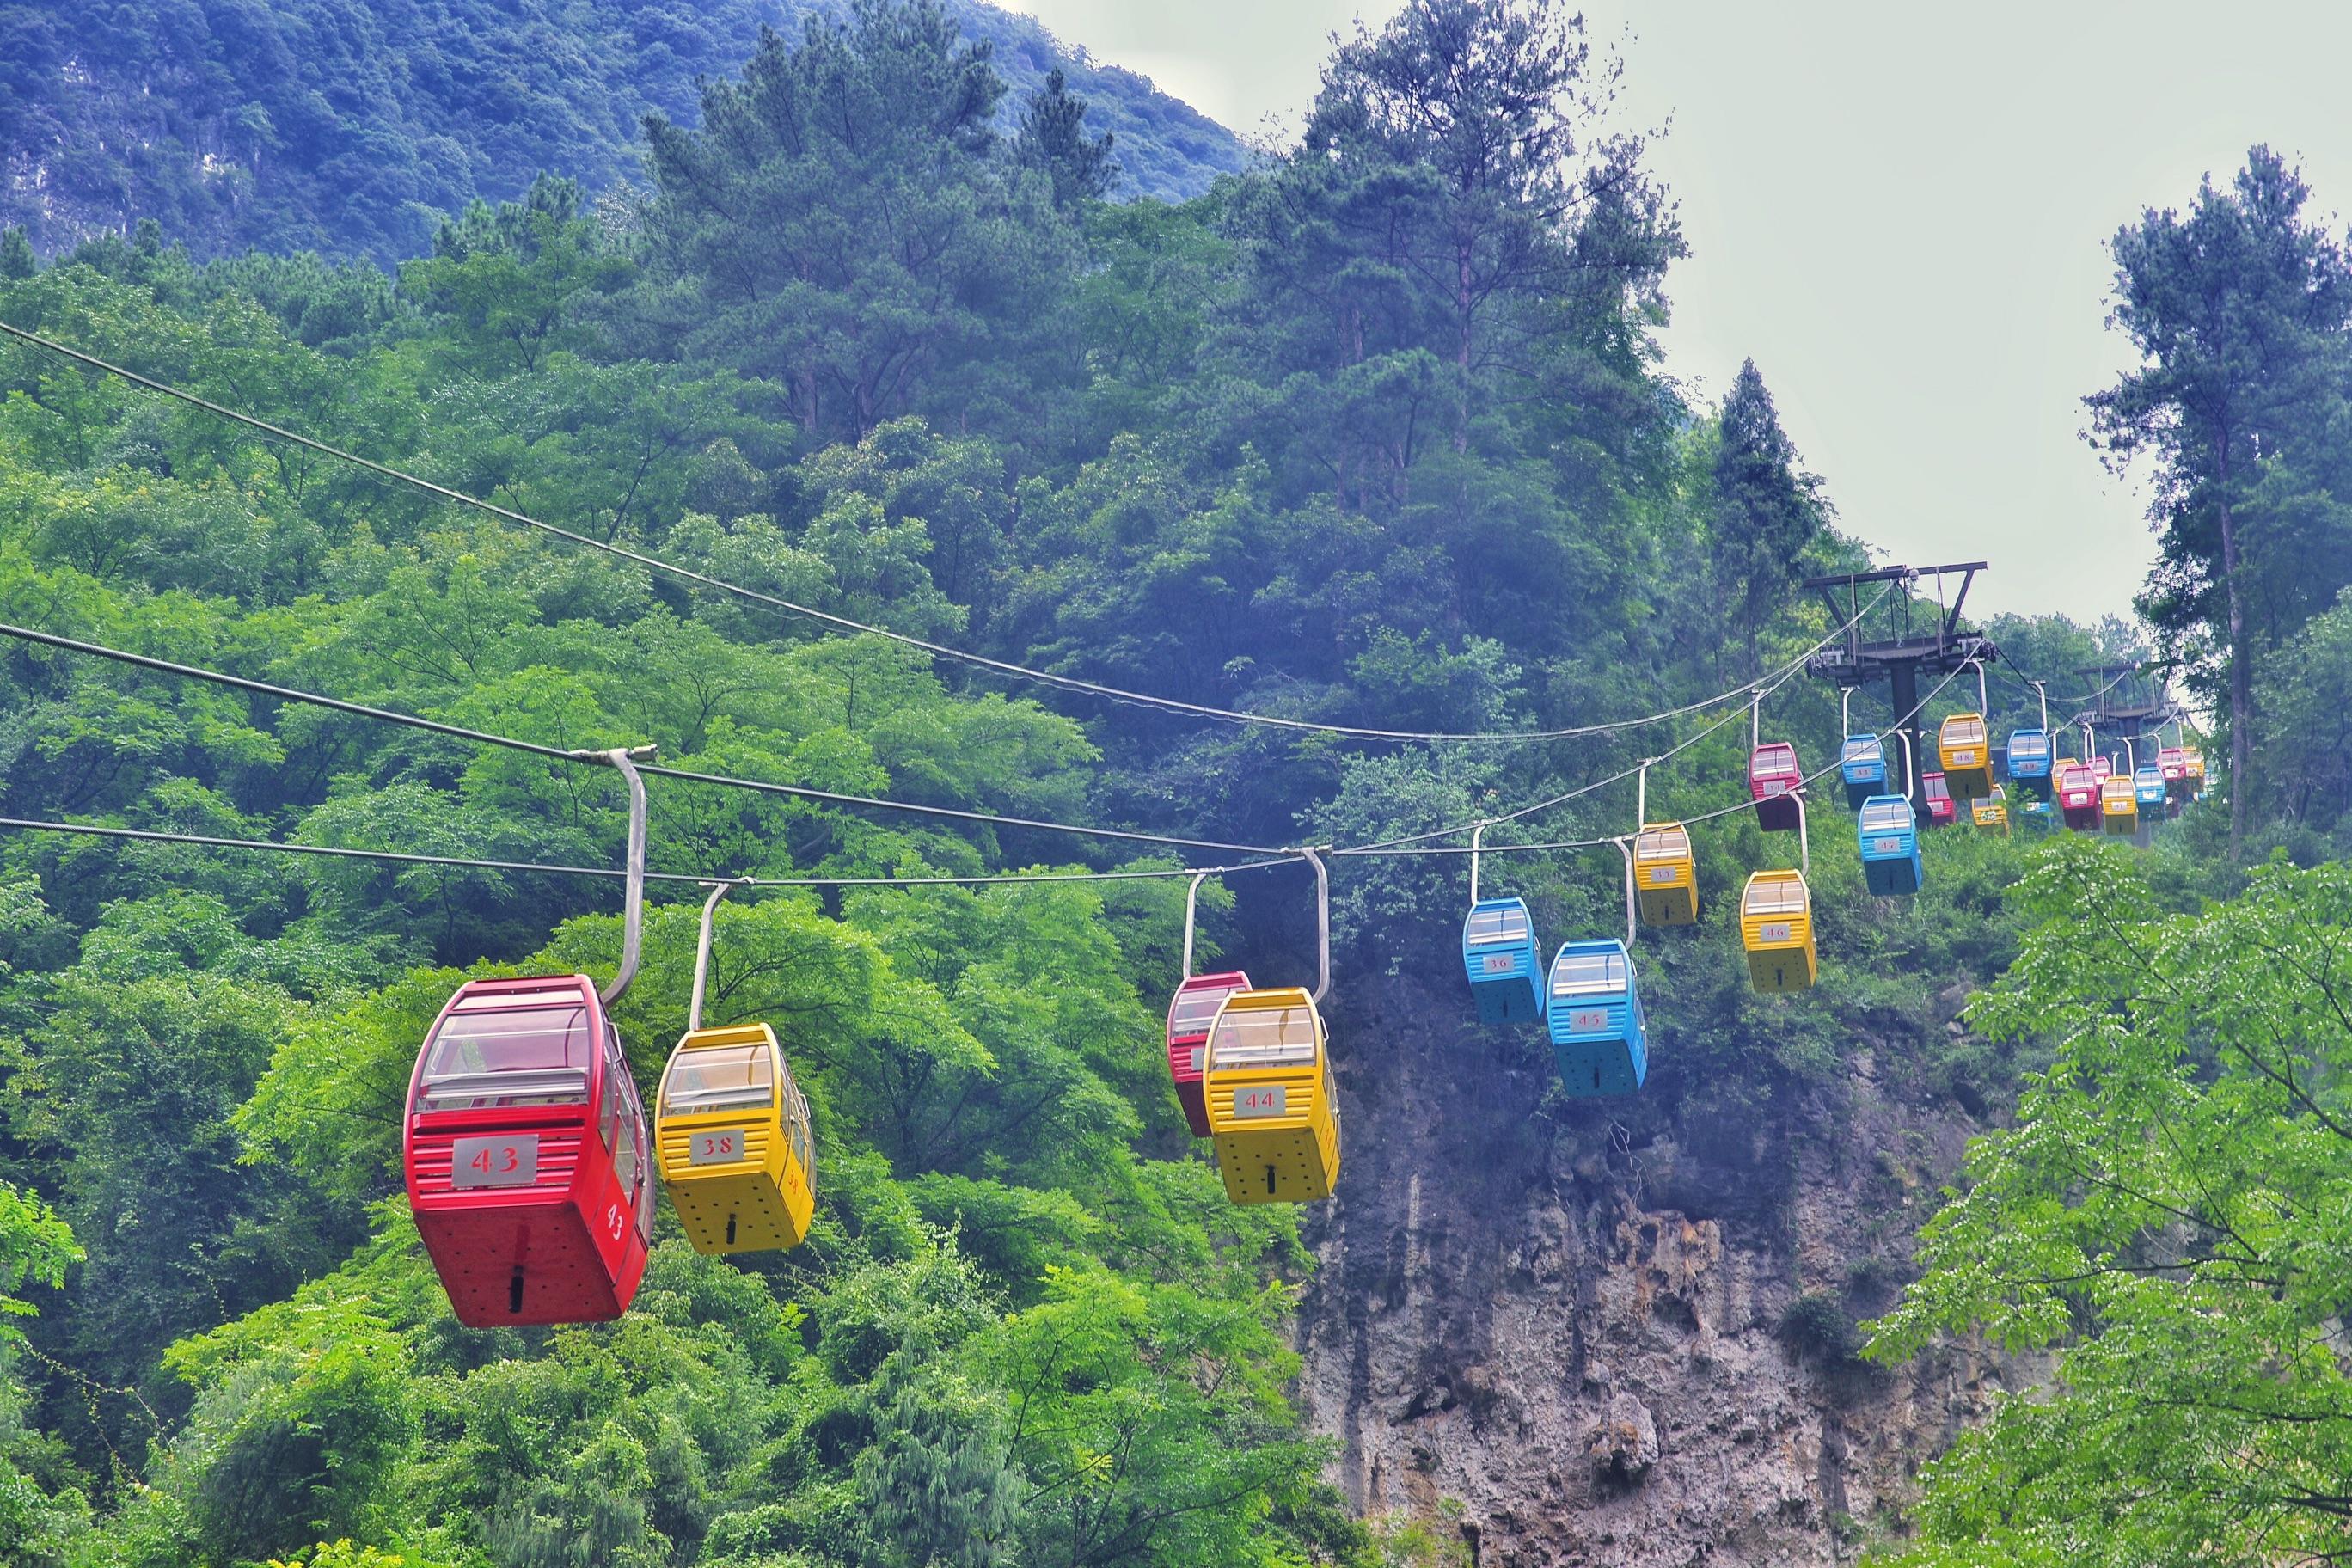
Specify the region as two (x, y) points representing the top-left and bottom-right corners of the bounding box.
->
(0, 0), (1248, 266)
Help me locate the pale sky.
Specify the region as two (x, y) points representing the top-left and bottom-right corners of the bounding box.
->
(1001, 0), (2352, 623)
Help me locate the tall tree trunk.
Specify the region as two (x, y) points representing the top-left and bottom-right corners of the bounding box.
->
(1455, 234), (1473, 453)
(2219, 434), (2250, 856)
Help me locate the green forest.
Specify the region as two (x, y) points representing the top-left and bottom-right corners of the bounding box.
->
(6, 1), (2352, 1565)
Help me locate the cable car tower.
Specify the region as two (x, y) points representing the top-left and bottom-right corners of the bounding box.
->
(2079, 661), (2171, 760)
(1804, 563), (1998, 820)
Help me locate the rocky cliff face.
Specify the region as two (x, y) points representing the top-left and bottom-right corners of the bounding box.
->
(1299, 970), (2020, 1566)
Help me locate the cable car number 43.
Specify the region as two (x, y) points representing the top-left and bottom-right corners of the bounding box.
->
(451, 1134), (537, 1189)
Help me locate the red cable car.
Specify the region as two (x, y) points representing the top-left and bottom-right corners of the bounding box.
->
(1920, 771), (1956, 827)
(1749, 742), (1805, 832)
(2159, 745), (2190, 801)
(2090, 756), (2113, 782)
(2056, 762), (2102, 832)
(405, 976), (654, 1326)
(1167, 971), (1253, 1138)
(403, 747), (659, 1328)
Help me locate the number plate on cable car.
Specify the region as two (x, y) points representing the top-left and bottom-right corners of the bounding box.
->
(1759, 922), (1792, 944)
(1568, 1008), (1610, 1033)
(1233, 1085), (1287, 1118)
(689, 1129), (748, 1166)
(452, 1134), (537, 1189)
(1481, 952), (1516, 975)
(1952, 750), (1977, 765)
(1647, 867), (1676, 884)
(1761, 781), (1786, 795)
(1188, 1046), (1204, 1075)
(1872, 837), (1902, 855)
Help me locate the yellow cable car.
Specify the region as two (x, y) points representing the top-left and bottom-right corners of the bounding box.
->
(1970, 787), (2010, 834)
(2183, 745), (2207, 793)
(1938, 713), (1994, 800)
(1739, 871), (1816, 995)
(1204, 987), (1339, 1205)
(652, 882), (815, 1255)
(2100, 773), (2138, 836)
(1632, 821), (1698, 927)
(656, 1024), (815, 1254)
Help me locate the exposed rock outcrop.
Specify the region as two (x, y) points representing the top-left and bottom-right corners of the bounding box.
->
(1298, 970), (2018, 1566)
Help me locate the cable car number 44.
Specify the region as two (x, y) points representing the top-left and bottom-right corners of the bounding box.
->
(1233, 1086), (1288, 1118)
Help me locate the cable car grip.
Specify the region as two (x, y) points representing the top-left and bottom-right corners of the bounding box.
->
(1181, 870), (1210, 981)
(1613, 836), (1636, 951)
(572, 744), (656, 1006)
(689, 876), (756, 1033)
(1303, 847), (1332, 1005)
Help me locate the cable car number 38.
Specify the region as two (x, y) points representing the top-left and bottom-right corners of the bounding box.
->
(689, 1129), (748, 1165)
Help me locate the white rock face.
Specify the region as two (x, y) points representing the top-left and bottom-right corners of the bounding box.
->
(1294, 969), (2022, 1566)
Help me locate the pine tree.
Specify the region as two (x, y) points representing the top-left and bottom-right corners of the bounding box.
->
(1015, 69), (1117, 209)
(1714, 358), (1825, 676)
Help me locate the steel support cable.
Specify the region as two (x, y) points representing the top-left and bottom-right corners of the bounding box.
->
(1349, 649), (1976, 860)
(0, 621), (1282, 855)
(0, 660), (1977, 910)
(1670, 656), (1975, 830)
(0, 317), (1880, 747)
(1990, 660), (2137, 713)
(1332, 635), (1844, 857)
(0, 816), (1301, 888)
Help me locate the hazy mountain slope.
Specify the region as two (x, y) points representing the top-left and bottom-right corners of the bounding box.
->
(0, 0), (1246, 264)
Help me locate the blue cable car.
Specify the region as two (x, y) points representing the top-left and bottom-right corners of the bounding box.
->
(2006, 728), (2051, 799)
(2134, 763), (2166, 811)
(1857, 794), (1922, 897)
(1545, 940), (1645, 1097)
(1839, 734), (1888, 810)
(1462, 897), (1545, 1026)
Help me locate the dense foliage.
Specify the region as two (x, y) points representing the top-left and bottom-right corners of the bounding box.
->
(1867, 843), (2352, 1566)
(0, 1), (2183, 1564)
(0, 0), (1242, 266)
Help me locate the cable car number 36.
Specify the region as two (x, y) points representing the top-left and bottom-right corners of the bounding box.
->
(451, 1134), (538, 1189)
